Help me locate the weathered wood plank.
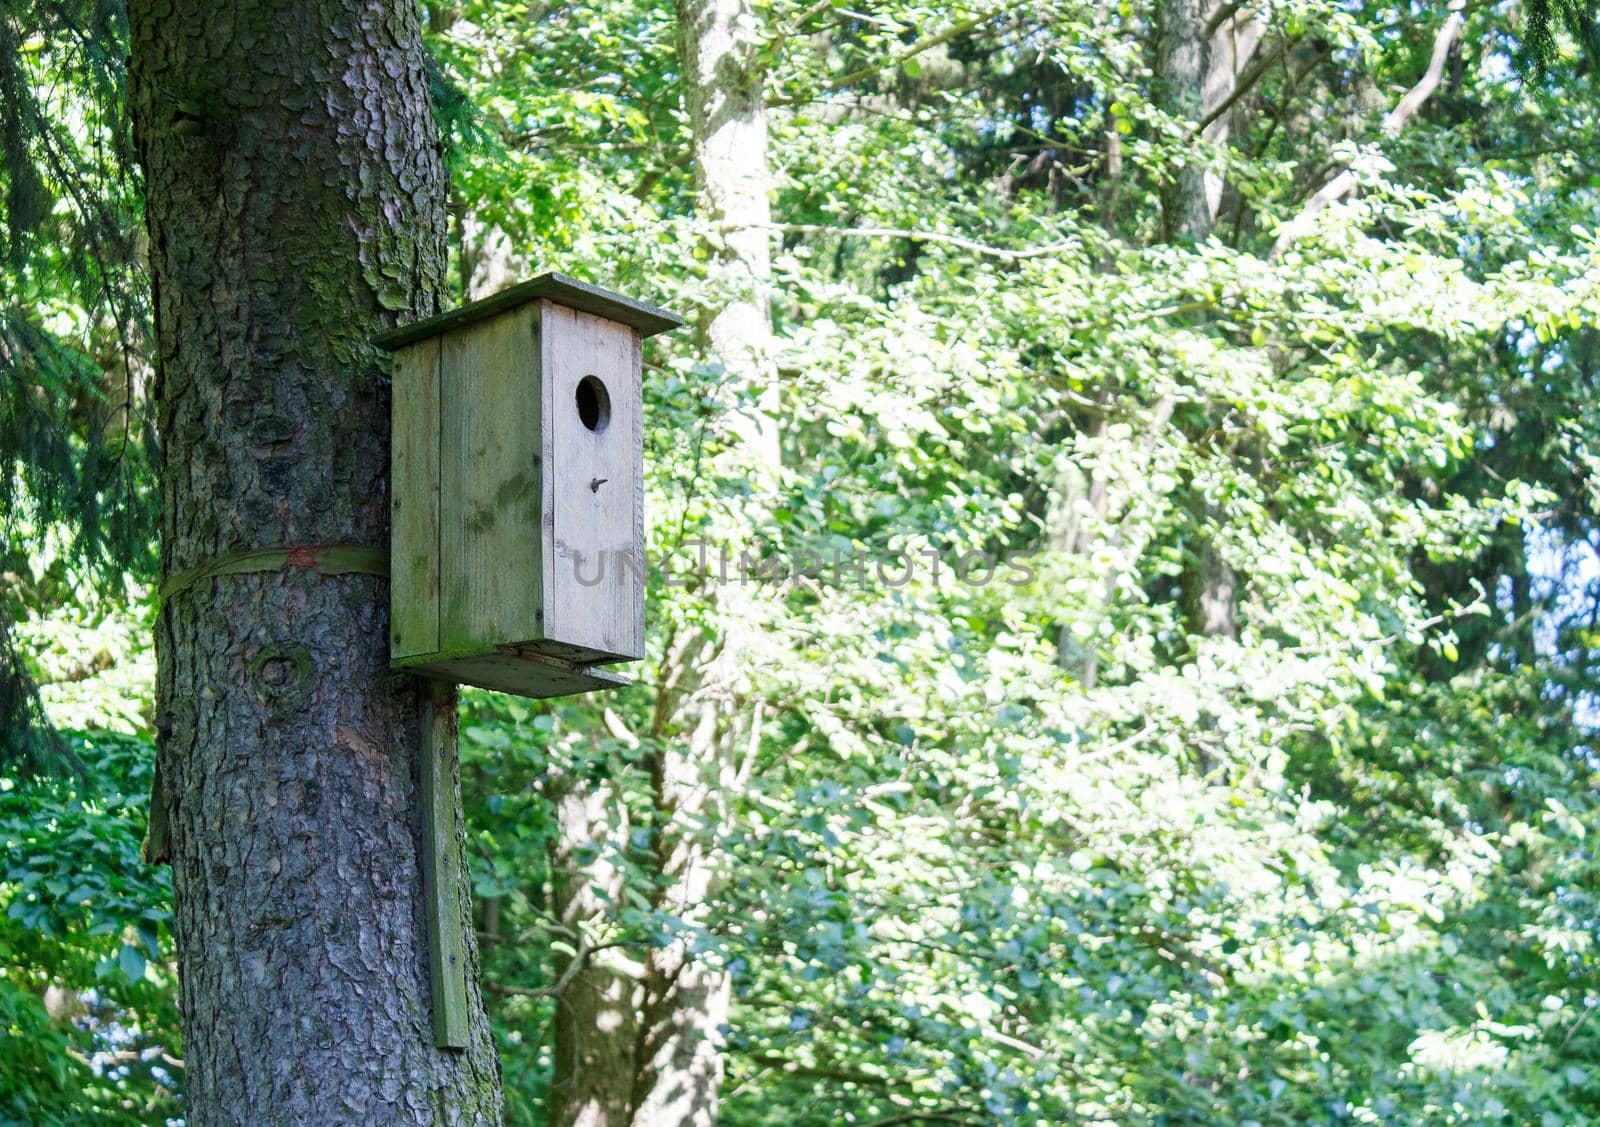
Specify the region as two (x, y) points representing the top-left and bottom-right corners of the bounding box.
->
(540, 300), (645, 663)
(420, 681), (470, 1049)
(391, 338), (441, 660)
(399, 651), (632, 698)
(439, 306), (541, 654)
(373, 271), (682, 350)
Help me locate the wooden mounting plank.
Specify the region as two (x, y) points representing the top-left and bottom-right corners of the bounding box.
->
(420, 682), (470, 1049)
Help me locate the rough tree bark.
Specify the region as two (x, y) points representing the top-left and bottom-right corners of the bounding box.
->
(129, 1), (502, 1121)
(1157, 0), (1261, 243)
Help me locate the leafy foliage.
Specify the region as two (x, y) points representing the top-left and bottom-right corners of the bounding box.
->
(7, 0), (1600, 1122)
(0, 1), (154, 771)
(431, 0), (1600, 1120)
(1521, 0), (1600, 79)
(0, 730), (179, 1124)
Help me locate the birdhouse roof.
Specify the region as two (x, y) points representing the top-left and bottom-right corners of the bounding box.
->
(373, 272), (683, 350)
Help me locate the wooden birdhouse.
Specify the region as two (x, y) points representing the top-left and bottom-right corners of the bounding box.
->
(376, 273), (681, 699)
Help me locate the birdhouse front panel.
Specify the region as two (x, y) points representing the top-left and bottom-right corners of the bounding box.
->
(379, 273), (680, 700)
(539, 300), (645, 665)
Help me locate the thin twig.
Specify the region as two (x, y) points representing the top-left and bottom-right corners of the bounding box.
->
(1270, 2), (1465, 259)
(770, 0), (1034, 107)
(765, 221), (1076, 260)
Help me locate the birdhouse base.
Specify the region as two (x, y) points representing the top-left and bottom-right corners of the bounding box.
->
(394, 646), (631, 699)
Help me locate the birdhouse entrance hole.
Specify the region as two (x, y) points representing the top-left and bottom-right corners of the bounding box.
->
(576, 375), (610, 433)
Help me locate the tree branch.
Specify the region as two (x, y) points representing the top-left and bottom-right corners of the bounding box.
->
(747, 1053), (896, 1086)
(765, 221), (1076, 260)
(482, 938), (636, 1002)
(1382, 6), (1465, 135)
(770, 0), (1033, 108)
(1270, 2), (1465, 259)
(1190, 34), (1291, 137)
(1203, 0), (1251, 39)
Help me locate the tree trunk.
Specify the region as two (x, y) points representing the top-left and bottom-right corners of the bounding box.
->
(129, 2), (502, 1122)
(1158, 0), (1262, 242)
(1051, 396), (1177, 684)
(547, 772), (641, 1127)
(460, 215), (521, 303)
(1156, 0), (1211, 241)
(1156, 0), (1253, 639)
(1181, 534), (1240, 639)
(672, 0), (779, 460)
(631, 670), (737, 1126)
(629, 0), (778, 1121)
(545, 0), (779, 1115)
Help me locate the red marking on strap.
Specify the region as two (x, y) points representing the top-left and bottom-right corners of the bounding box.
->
(284, 546), (321, 570)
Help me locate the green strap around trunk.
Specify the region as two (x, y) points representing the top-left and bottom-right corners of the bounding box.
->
(158, 544), (390, 602)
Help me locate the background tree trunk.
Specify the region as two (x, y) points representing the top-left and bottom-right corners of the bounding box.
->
(1156, 0), (1252, 640)
(1156, 0), (1212, 241)
(128, 1), (502, 1121)
(628, 0), (779, 1121)
(1158, 0), (1262, 242)
(547, 772), (641, 1127)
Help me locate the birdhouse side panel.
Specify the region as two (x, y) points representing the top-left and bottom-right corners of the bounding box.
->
(438, 306), (544, 656)
(391, 336), (441, 660)
(539, 300), (644, 663)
